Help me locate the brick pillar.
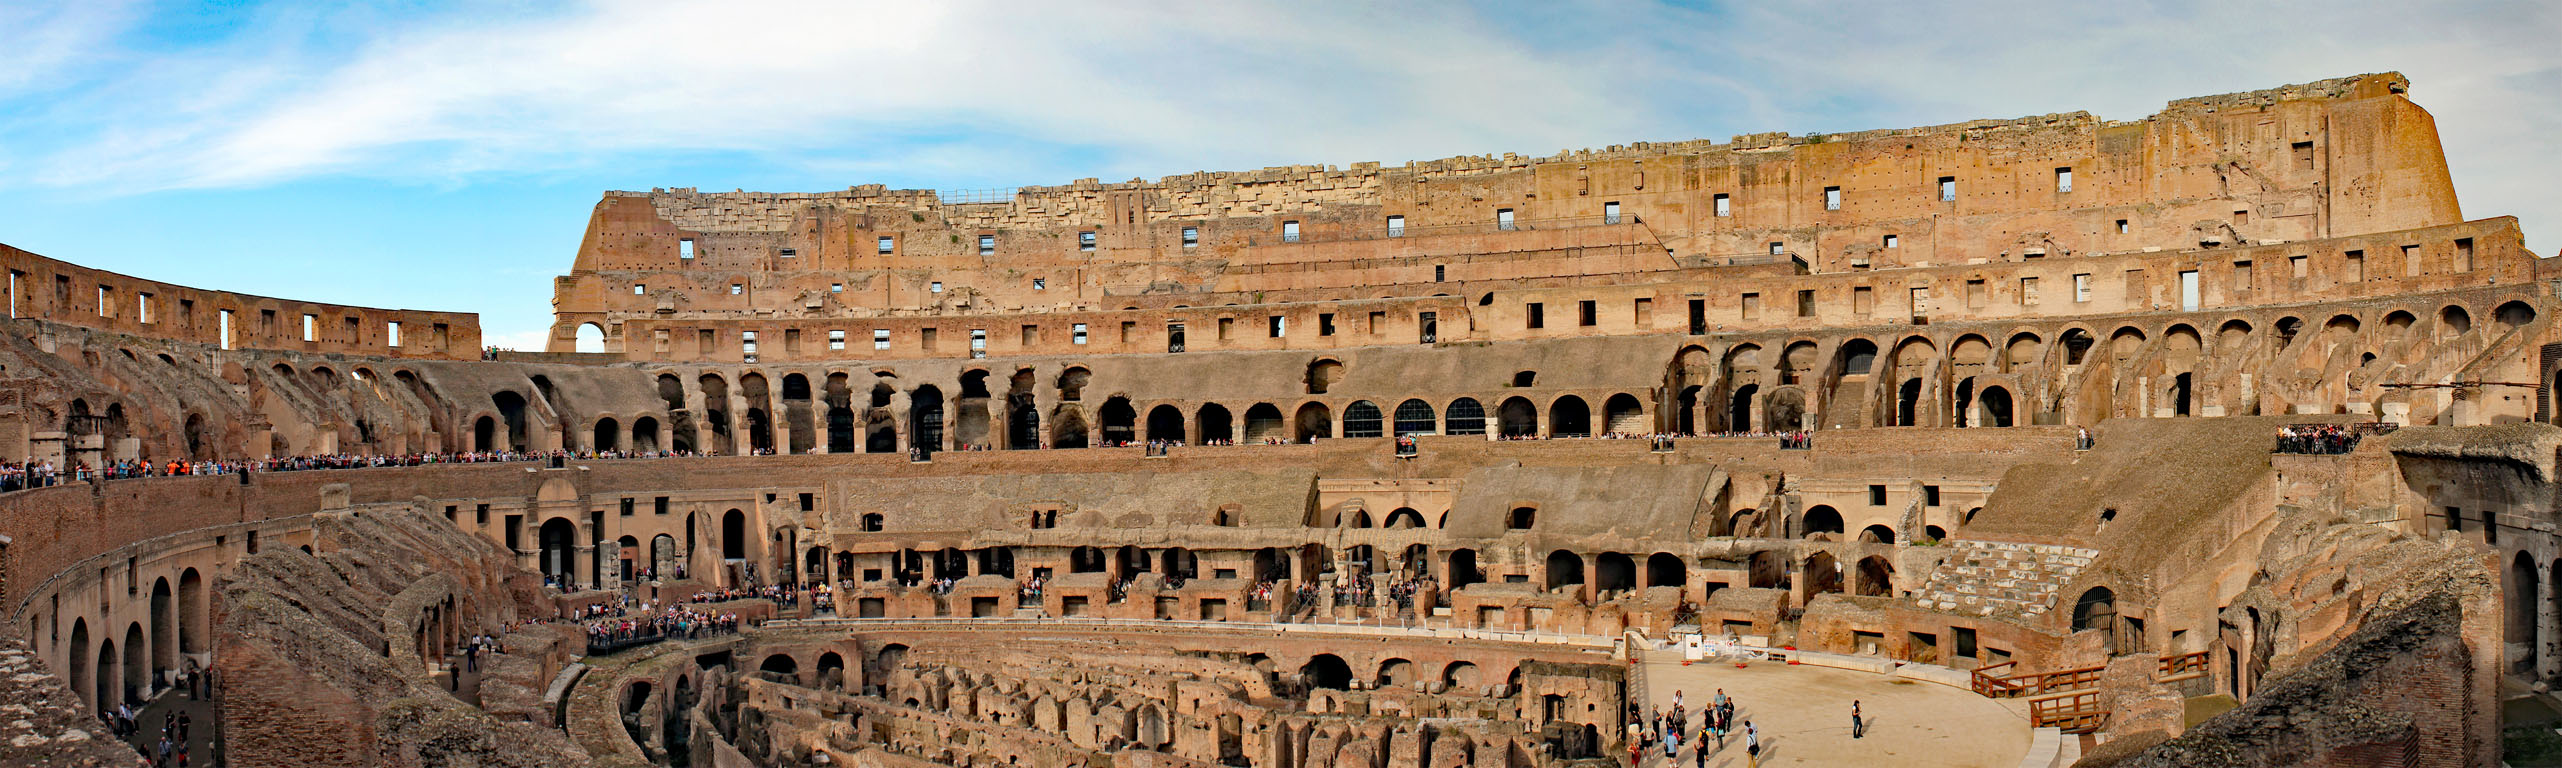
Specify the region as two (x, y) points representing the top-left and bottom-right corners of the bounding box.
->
(2541, 562), (2561, 685)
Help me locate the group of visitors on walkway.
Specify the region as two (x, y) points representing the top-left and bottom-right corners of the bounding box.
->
(1633, 688), (1753, 767)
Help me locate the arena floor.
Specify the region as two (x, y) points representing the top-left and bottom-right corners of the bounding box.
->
(1637, 652), (2035, 767)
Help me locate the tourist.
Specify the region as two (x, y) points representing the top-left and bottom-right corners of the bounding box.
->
(1745, 720), (1759, 767)
(1852, 699), (1863, 738)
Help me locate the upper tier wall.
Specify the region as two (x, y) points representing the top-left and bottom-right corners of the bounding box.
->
(1, 243), (482, 359)
(552, 73), (2459, 354)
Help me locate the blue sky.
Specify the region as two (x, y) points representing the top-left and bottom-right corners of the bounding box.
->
(2, 0), (2556, 349)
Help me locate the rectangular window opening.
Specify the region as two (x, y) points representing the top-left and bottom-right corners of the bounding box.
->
(1072, 323), (1088, 345)
(2054, 167), (2073, 193)
(1577, 300), (1596, 327)
(978, 234), (995, 256)
(1938, 176), (1956, 201)
(1496, 208), (1516, 230)
(1739, 292), (1760, 320)
(679, 239), (695, 260)
(1526, 302), (1545, 329)
(1603, 201), (1621, 224)
(1823, 186), (1841, 210)
(1714, 194), (1731, 217)
(1386, 215), (1406, 237)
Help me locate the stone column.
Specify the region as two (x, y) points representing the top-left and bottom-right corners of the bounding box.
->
(2542, 564), (2561, 685)
(574, 544), (596, 591)
(598, 540), (621, 593)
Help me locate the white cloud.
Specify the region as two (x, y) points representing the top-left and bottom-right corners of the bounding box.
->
(4, 0), (2556, 255)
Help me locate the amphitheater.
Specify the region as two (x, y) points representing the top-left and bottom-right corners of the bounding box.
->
(0, 72), (2549, 767)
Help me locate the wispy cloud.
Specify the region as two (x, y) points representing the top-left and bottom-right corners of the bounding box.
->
(1, 0), (2556, 257)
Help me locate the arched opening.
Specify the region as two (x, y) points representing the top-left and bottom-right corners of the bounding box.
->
(1377, 658), (1415, 688)
(473, 415), (497, 452)
(492, 390), (530, 452)
(721, 509), (747, 560)
(1392, 399), (1435, 437)
(68, 619), (93, 711)
(1924, 525), (1947, 543)
(1050, 407), (1089, 449)
(1196, 403), (1233, 444)
(1858, 524), (1895, 544)
(1448, 549), (1482, 589)
(2499, 300), (2538, 330)
(1342, 400), (1384, 438)
(1301, 654), (1353, 690)
(1498, 397), (1538, 437)
(1384, 508), (1425, 529)
(1767, 388), (1806, 431)
(1645, 552), (1685, 587)
(1545, 550), (1585, 591)
(539, 517), (578, 584)
(2075, 586), (2120, 654)
(759, 653), (801, 685)
(909, 385), (946, 451)
(632, 416), (660, 452)
(1855, 555), (1894, 597)
(1444, 397), (1487, 436)
(1802, 506), (1843, 539)
(2442, 305), (2474, 338)
(1145, 404), (1185, 443)
(178, 568), (205, 654)
(1292, 402), (1333, 443)
(825, 372), (857, 453)
(150, 578), (174, 684)
(1305, 360), (1343, 395)
(1444, 661), (1481, 688)
(1243, 403), (1285, 443)
(1728, 384), (1759, 432)
(1069, 546), (1106, 574)
(1896, 378), (1923, 426)
(1602, 393), (1644, 434)
(122, 623), (145, 706)
(1099, 397), (1136, 445)
(815, 652), (846, 690)
(1978, 386), (2015, 427)
(1507, 507), (1536, 530)
(618, 536), (640, 580)
(1803, 551), (1842, 596)
(593, 417), (620, 452)
(1549, 396), (1591, 437)
(1595, 552), (1635, 592)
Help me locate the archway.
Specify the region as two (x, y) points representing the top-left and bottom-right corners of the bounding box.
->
(1803, 551), (1842, 596)
(1292, 402), (1333, 443)
(1855, 555), (1894, 597)
(1145, 404), (1185, 443)
(575, 322), (607, 353)
(1549, 396), (1591, 437)
(1802, 506), (1843, 539)
(178, 568), (205, 655)
(1859, 525), (1895, 544)
(1646, 553), (1685, 587)
(721, 509), (747, 560)
(593, 417), (620, 452)
(1978, 386), (2014, 427)
(150, 578), (175, 685)
(1545, 550), (1586, 591)
(816, 652), (846, 690)
(1197, 403), (1233, 444)
(1099, 397), (1137, 445)
(539, 518), (578, 584)
(69, 619), (93, 710)
(1342, 400), (1384, 438)
(1392, 399), (1436, 437)
(1051, 407), (1089, 448)
(1242, 403), (1284, 442)
(1384, 508), (1425, 529)
(1301, 654), (1353, 690)
(1728, 384), (1759, 432)
(1602, 393), (1644, 434)
(759, 654), (801, 685)
(2075, 586), (2120, 655)
(910, 385), (946, 450)
(1595, 552), (1636, 592)
(122, 623), (145, 705)
(1444, 398), (1487, 436)
(473, 415), (497, 452)
(1497, 397), (1538, 437)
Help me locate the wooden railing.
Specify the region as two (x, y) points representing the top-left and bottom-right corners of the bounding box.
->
(1974, 661), (2103, 699)
(2029, 690), (2107, 733)
(2157, 650), (2209, 681)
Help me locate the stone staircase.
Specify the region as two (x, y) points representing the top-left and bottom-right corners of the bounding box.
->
(1912, 542), (2099, 618)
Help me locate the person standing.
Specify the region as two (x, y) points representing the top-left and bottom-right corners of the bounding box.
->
(1745, 721), (1759, 767)
(1852, 699), (1864, 738)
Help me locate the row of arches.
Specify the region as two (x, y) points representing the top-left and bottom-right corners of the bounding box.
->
(62, 568), (208, 713)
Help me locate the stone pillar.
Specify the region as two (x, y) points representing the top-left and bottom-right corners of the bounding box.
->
(2541, 567), (2561, 685)
(574, 544), (596, 591)
(599, 540), (622, 593)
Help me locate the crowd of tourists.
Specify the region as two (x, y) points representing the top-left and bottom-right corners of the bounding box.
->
(2276, 423), (2361, 455)
(1630, 689), (1757, 767)
(0, 448), (746, 493)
